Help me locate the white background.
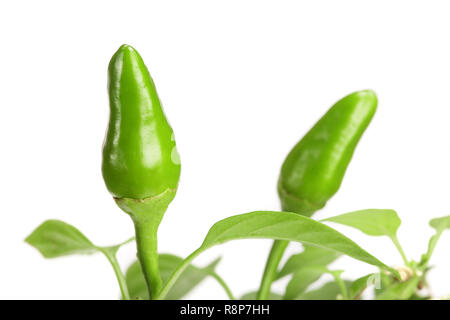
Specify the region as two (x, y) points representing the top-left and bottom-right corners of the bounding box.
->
(1, 0), (450, 299)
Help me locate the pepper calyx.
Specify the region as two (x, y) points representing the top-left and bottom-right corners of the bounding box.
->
(114, 188), (177, 224)
(277, 181), (325, 217)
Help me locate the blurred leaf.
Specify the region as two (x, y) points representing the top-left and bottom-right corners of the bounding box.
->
(323, 209), (401, 238)
(240, 291), (282, 300)
(349, 274), (375, 299)
(296, 281), (351, 300)
(125, 254), (220, 300)
(376, 276), (420, 300)
(430, 215), (450, 231)
(284, 266), (332, 299)
(124, 260), (147, 300)
(409, 293), (431, 300)
(25, 220), (97, 258)
(277, 245), (340, 279)
(374, 270), (395, 298)
(423, 215), (450, 264)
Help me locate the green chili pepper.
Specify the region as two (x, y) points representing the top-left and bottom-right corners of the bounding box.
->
(278, 89), (377, 216)
(102, 44), (181, 299)
(102, 44), (181, 200)
(257, 90), (377, 300)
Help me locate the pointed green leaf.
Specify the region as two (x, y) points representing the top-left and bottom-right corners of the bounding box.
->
(125, 254), (220, 300)
(25, 220), (97, 258)
(200, 211), (391, 271)
(323, 209), (401, 238)
(277, 245), (340, 279)
(158, 211), (397, 300)
(26, 220), (134, 299)
(296, 281), (351, 300)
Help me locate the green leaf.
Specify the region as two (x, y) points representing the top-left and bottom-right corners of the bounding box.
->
(162, 255), (220, 300)
(277, 245), (340, 279)
(277, 246), (341, 299)
(323, 209), (401, 238)
(201, 211), (390, 269)
(376, 276), (420, 300)
(296, 281), (351, 300)
(26, 220), (135, 299)
(25, 220), (97, 258)
(349, 274), (375, 299)
(126, 254), (220, 300)
(284, 266), (333, 299)
(422, 215), (450, 264)
(158, 211), (395, 300)
(124, 260), (147, 299)
(374, 270), (395, 298)
(430, 215), (450, 231)
(241, 291), (282, 300)
(284, 266), (349, 300)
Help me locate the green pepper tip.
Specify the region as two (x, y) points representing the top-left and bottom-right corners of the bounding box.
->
(102, 45), (181, 201)
(278, 89), (377, 215)
(119, 43), (133, 50)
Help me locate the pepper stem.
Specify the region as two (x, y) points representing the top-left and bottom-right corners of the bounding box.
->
(257, 201), (319, 300)
(256, 239), (289, 300)
(115, 189), (176, 299)
(133, 216), (162, 298)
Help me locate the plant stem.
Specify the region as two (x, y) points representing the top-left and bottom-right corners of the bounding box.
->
(424, 230), (443, 264)
(390, 235), (409, 266)
(157, 248), (203, 300)
(154, 245), (235, 300)
(134, 218), (162, 299)
(331, 272), (348, 300)
(256, 239), (289, 300)
(115, 190), (176, 300)
(210, 272), (236, 300)
(100, 248), (130, 300)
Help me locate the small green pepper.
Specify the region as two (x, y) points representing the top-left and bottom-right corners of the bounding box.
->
(102, 44), (181, 299)
(102, 44), (181, 200)
(278, 89), (377, 216)
(258, 90), (377, 300)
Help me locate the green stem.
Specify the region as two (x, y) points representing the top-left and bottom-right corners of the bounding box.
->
(256, 239), (289, 300)
(100, 248), (130, 300)
(390, 235), (409, 266)
(155, 246), (235, 300)
(331, 272), (348, 300)
(133, 218), (162, 299)
(115, 190), (176, 300)
(424, 230), (443, 264)
(157, 248), (203, 300)
(210, 272), (236, 300)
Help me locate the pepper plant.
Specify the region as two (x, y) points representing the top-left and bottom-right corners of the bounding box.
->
(26, 45), (450, 300)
